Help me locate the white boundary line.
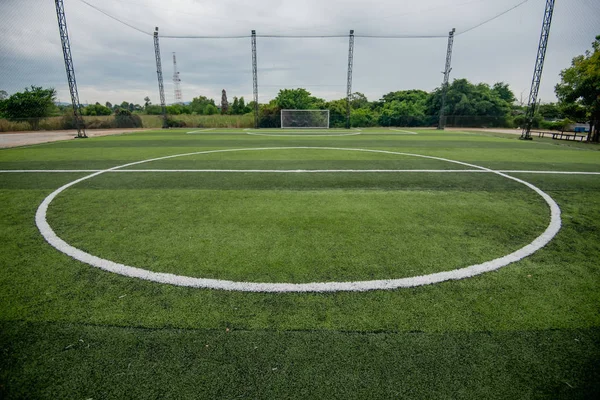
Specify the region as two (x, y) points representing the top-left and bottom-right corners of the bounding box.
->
(109, 169), (484, 173)
(244, 128), (361, 137)
(3, 169), (600, 175)
(35, 147), (562, 292)
(186, 128), (215, 134)
(388, 128), (418, 134)
(1, 170), (102, 173)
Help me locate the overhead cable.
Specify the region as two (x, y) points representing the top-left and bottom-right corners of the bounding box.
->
(78, 0), (533, 39)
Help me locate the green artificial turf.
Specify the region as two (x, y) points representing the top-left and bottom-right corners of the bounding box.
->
(48, 182), (547, 282)
(1, 128), (599, 398)
(1, 321), (598, 399)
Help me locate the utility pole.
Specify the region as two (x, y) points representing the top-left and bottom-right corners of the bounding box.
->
(520, 0), (555, 140)
(54, 0), (87, 138)
(346, 30), (355, 129)
(153, 27), (168, 128)
(172, 53), (182, 104)
(438, 28), (456, 130)
(251, 30), (259, 129)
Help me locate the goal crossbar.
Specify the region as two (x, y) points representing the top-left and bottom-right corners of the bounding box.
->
(281, 109), (330, 129)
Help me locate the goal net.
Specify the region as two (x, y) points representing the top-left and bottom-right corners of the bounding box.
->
(281, 110), (330, 129)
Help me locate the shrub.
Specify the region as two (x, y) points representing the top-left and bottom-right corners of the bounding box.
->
(114, 109), (143, 128)
(166, 117), (186, 128)
(258, 104), (281, 128)
(86, 118), (114, 129)
(540, 118), (574, 131)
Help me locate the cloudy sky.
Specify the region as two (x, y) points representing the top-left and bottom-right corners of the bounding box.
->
(0, 0), (598, 107)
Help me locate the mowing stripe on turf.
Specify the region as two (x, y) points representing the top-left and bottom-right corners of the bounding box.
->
(35, 146), (562, 293)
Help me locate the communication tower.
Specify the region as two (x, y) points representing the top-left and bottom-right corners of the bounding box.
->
(173, 52), (183, 104)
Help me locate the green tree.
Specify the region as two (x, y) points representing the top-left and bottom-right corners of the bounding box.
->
(537, 103), (563, 120)
(274, 88), (325, 110)
(239, 97), (250, 114)
(350, 108), (378, 127)
(257, 102), (281, 128)
(204, 104), (218, 115)
(492, 82), (517, 104)
(381, 90), (428, 105)
(1, 86), (57, 129)
(221, 89), (229, 114)
(375, 90), (429, 126)
(326, 99), (348, 128)
(166, 103), (190, 115)
(145, 105), (163, 115)
(105, 101), (112, 109)
(555, 35), (600, 141)
(0, 90), (8, 100)
(350, 92), (369, 109)
(426, 79), (513, 127)
(190, 95), (216, 115)
(231, 96), (240, 114)
(82, 102), (112, 116)
(144, 97), (151, 108)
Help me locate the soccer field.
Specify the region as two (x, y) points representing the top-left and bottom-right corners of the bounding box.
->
(1, 128), (599, 398)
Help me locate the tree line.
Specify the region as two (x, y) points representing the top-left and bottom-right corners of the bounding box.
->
(1, 35), (598, 140)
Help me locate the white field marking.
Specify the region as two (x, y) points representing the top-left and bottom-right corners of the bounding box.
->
(244, 128), (361, 137)
(36, 147), (562, 292)
(4, 169), (600, 175)
(186, 128), (215, 134)
(0, 170), (102, 173)
(388, 128), (418, 134)
(107, 169), (485, 173)
(499, 170), (600, 175)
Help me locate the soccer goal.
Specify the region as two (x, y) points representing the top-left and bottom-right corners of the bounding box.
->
(281, 110), (330, 129)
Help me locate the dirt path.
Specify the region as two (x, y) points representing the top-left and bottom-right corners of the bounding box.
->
(0, 128), (150, 149)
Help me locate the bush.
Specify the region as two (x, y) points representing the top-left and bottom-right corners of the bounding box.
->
(60, 113), (77, 130)
(539, 118), (575, 131)
(114, 109), (143, 128)
(258, 104), (281, 128)
(86, 118), (114, 129)
(166, 117), (186, 128)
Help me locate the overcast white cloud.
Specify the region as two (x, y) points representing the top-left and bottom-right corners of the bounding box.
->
(0, 0), (598, 107)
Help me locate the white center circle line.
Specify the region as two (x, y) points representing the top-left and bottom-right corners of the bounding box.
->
(35, 147), (561, 293)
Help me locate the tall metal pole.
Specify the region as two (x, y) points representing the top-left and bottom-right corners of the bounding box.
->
(54, 0), (86, 138)
(154, 27), (168, 128)
(346, 30), (355, 129)
(438, 28), (456, 130)
(520, 0), (555, 140)
(251, 30), (259, 129)
(173, 52), (182, 104)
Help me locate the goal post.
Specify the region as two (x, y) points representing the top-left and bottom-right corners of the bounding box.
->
(280, 109), (330, 129)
